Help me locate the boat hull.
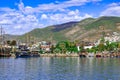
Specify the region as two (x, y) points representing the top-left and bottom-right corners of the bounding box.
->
(15, 51), (40, 58)
(0, 54), (11, 57)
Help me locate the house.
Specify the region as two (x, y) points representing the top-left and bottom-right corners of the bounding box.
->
(39, 41), (51, 53)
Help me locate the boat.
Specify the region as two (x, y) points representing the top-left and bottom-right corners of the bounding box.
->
(15, 51), (31, 58)
(79, 54), (86, 57)
(96, 55), (101, 57)
(96, 53), (102, 57)
(0, 26), (11, 57)
(0, 53), (11, 57)
(0, 48), (11, 57)
(30, 51), (40, 57)
(79, 53), (86, 58)
(15, 50), (40, 58)
(87, 53), (94, 57)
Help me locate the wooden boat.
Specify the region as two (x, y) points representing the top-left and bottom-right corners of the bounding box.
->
(0, 53), (11, 57)
(0, 48), (11, 57)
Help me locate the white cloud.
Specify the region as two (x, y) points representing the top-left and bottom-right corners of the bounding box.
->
(48, 9), (92, 24)
(18, 1), (25, 13)
(16, 0), (101, 14)
(0, 0), (99, 35)
(107, 2), (120, 7)
(101, 3), (120, 16)
(0, 19), (12, 25)
(68, 9), (80, 16)
(41, 14), (48, 19)
(14, 25), (22, 29)
(0, 10), (43, 34)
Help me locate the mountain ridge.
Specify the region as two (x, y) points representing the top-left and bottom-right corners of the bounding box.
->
(9, 16), (120, 42)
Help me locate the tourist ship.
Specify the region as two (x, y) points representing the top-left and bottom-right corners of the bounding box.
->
(0, 48), (11, 57)
(0, 26), (11, 57)
(15, 45), (40, 58)
(15, 51), (40, 58)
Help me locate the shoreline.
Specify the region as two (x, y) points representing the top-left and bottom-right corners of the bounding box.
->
(10, 53), (120, 58)
(40, 53), (79, 57)
(39, 53), (120, 57)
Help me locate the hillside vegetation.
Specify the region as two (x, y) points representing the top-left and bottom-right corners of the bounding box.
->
(18, 16), (120, 42)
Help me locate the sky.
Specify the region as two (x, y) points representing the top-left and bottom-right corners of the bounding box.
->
(0, 0), (120, 35)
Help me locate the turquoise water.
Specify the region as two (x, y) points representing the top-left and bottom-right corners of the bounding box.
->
(0, 57), (120, 80)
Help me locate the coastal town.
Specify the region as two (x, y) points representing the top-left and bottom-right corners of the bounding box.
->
(1, 27), (120, 58)
(1, 0), (120, 79)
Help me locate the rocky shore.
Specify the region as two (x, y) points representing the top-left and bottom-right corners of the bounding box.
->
(33, 53), (120, 57)
(10, 53), (120, 58)
(40, 53), (79, 57)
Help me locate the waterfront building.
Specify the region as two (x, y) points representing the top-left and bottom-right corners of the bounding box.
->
(39, 41), (51, 53)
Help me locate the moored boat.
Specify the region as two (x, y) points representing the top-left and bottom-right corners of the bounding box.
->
(0, 48), (11, 57)
(79, 53), (86, 58)
(96, 54), (102, 57)
(15, 51), (31, 58)
(79, 54), (86, 57)
(30, 51), (40, 57)
(0, 53), (11, 57)
(15, 51), (40, 58)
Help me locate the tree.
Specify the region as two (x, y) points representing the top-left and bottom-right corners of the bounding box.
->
(10, 40), (17, 46)
(53, 48), (61, 54)
(98, 43), (105, 52)
(50, 45), (55, 53)
(117, 42), (120, 52)
(6, 40), (11, 46)
(97, 38), (106, 52)
(109, 42), (118, 52)
(67, 42), (75, 53)
(55, 41), (67, 54)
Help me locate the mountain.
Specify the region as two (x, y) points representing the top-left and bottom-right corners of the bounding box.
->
(52, 21), (79, 32)
(18, 16), (120, 42)
(2, 34), (18, 41)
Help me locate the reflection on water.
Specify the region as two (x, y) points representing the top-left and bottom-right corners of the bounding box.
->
(0, 57), (120, 80)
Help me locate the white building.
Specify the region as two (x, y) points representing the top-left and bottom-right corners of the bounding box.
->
(95, 32), (120, 46)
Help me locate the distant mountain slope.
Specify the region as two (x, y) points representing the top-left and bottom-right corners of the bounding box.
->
(84, 16), (120, 30)
(3, 34), (18, 40)
(18, 16), (120, 42)
(52, 21), (79, 32)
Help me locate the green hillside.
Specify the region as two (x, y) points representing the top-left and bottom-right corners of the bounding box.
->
(84, 16), (120, 30)
(18, 16), (120, 42)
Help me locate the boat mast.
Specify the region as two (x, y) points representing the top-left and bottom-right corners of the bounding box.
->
(0, 26), (5, 54)
(0, 26), (5, 45)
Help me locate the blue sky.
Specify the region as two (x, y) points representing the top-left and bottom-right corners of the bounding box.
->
(0, 0), (120, 35)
